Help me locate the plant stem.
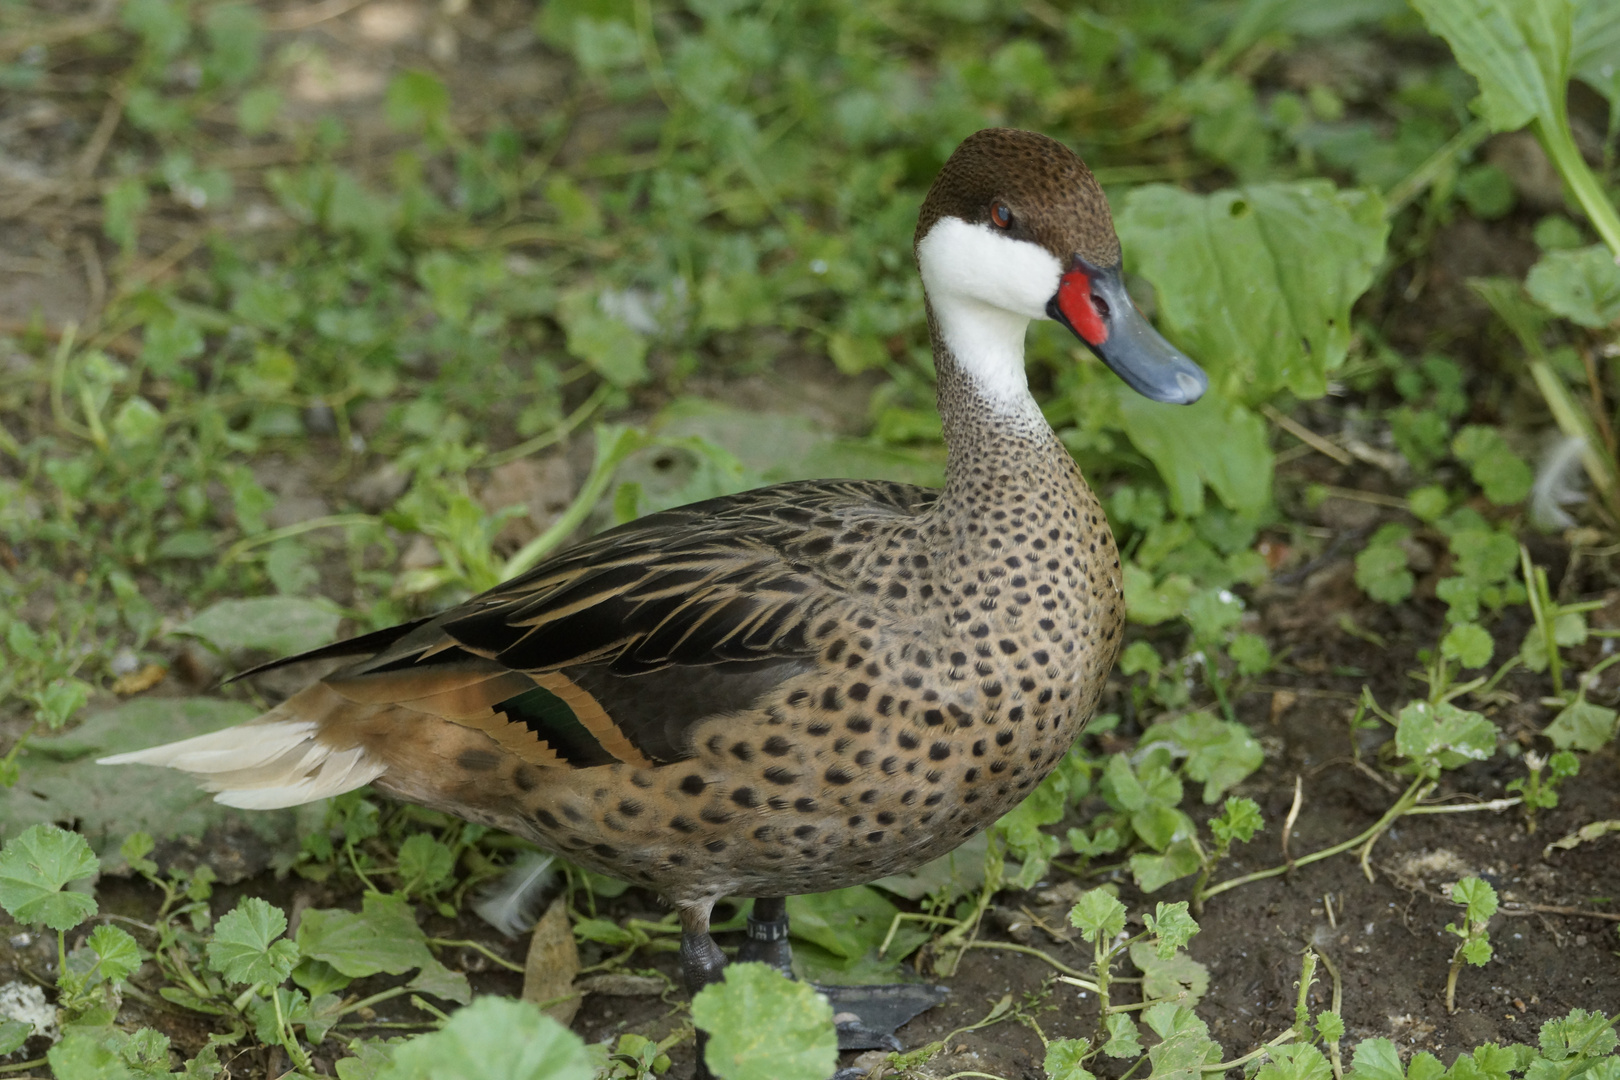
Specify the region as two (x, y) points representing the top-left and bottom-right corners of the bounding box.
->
(1534, 117), (1620, 258)
(425, 937), (523, 973)
(1201, 776), (1430, 901)
(1445, 946), (1464, 1014)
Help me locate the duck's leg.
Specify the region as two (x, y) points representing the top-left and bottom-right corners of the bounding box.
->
(735, 896), (793, 976)
(679, 900), (728, 1080)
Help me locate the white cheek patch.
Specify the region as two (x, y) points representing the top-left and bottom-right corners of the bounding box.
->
(916, 217), (1063, 321)
(916, 217), (1062, 413)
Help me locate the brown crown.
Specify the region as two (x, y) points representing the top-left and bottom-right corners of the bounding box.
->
(914, 128), (1121, 271)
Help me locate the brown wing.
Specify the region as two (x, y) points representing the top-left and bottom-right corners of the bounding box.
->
(248, 478), (936, 767)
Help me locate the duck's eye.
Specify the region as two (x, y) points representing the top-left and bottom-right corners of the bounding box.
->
(989, 202), (1012, 229)
(1091, 293), (1110, 318)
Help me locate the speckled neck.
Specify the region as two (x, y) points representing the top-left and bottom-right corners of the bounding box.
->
(926, 300), (1079, 512)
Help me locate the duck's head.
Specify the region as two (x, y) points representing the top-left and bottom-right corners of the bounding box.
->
(915, 128), (1207, 406)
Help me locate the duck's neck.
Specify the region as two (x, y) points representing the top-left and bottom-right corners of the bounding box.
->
(926, 298), (1078, 508)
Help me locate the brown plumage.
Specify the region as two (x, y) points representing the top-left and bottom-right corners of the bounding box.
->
(104, 128), (1207, 1063)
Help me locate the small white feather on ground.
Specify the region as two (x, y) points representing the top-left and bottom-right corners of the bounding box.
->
(474, 851), (559, 937)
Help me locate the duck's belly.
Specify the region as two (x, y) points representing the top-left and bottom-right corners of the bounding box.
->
(378, 619), (1115, 905)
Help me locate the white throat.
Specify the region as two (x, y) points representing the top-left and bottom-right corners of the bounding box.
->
(916, 217), (1062, 416)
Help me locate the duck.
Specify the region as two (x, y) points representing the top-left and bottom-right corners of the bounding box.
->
(102, 127), (1206, 1070)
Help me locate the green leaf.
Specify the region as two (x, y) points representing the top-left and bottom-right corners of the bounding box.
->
(0, 823), (100, 931)
(1142, 1003), (1222, 1080)
(787, 886), (929, 967)
(111, 397), (164, 447)
(1441, 622), (1495, 668)
(1145, 901), (1199, 956)
(87, 924), (143, 983)
(1117, 181), (1387, 404)
(1454, 876), (1500, 922)
(1044, 1038), (1096, 1080)
(1123, 565), (1198, 626)
(1346, 1038), (1405, 1080)
(1130, 839), (1203, 893)
(175, 596), (342, 657)
(1355, 525), (1415, 604)
(397, 834), (455, 892)
(1101, 1012), (1144, 1060)
(1140, 713), (1264, 802)
(1408, 0), (1570, 132)
(1394, 701), (1498, 774)
(1068, 887), (1128, 942)
(1526, 244), (1620, 327)
(1257, 1043), (1334, 1080)
(1544, 697), (1619, 751)
(692, 963), (838, 1080)
(296, 892), (435, 978)
(1538, 1008), (1618, 1060)
(1129, 942), (1211, 1007)
(207, 897), (299, 986)
(558, 287), (649, 387)
(1316, 1011), (1345, 1044)
(377, 997), (592, 1080)
(1453, 427), (1533, 505)
(1572, 0), (1620, 102)
(385, 70), (451, 138)
(48, 1032), (136, 1080)
(0, 1019), (31, 1056)
(1117, 389), (1271, 516)
(1461, 936), (1494, 965)
(1228, 632), (1273, 676)
(1211, 796), (1264, 846)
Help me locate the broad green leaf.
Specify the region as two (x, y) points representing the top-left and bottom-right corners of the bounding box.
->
(1129, 942), (1211, 1006)
(87, 924), (143, 983)
(175, 596), (341, 657)
(1123, 565), (1198, 626)
(1130, 839), (1203, 893)
(1409, 0), (1570, 132)
(1045, 1038), (1096, 1080)
(47, 1033), (136, 1080)
(397, 834), (455, 892)
(1142, 1002), (1222, 1080)
(1068, 887), (1128, 942)
(1441, 622), (1495, 668)
(1539, 1008), (1619, 1060)
(0, 1019), (30, 1056)
(1117, 389), (1271, 516)
(1453, 876), (1500, 922)
(207, 897), (299, 986)
(1356, 525), (1415, 604)
(1102, 1012), (1144, 1060)
(1572, 0), (1620, 102)
(1139, 712), (1263, 802)
(297, 892), (435, 977)
(1347, 1037), (1405, 1080)
(1117, 181), (1387, 404)
(1394, 701), (1498, 773)
(558, 287), (649, 388)
(692, 963), (838, 1080)
(385, 70), (451, 137)
(787, 886), (927, 963)
(1453, 426), (1533, 505)
(0, 823), (100, 931)
(406, 958), (473, 1005)
(1526, 245), (1620, 327)
(1544, 697), (1618, 751)
(1257, 1043), (1334, 1080)
(1316, 1011), (1346, 1044)
(378, 997), (592, 1080)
